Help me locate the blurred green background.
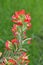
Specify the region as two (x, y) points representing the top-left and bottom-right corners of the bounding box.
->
(0, 0), (43, 65)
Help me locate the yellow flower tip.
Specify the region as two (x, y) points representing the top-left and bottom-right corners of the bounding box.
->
(0, 52), (2, 57)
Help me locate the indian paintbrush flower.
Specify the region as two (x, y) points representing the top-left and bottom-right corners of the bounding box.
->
(0, 10), (32, 65)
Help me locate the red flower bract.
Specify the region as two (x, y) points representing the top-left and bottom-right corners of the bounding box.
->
(12, 24), (17, 32)
(17, 21), (23, 26)
(8, 59), (17, 65)
(12, 10), (31, 27)
(5, 41), (10, 50)
(15, 10), (25, 18)
(11, 38), (19, 44)
(23, 31), (26, 35)
(12, 15), (18, 19)
(24, 14), (31, 23)
(22, 52), (27, 56)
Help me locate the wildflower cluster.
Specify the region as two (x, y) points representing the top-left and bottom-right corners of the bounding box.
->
(0, 10), (32, 65)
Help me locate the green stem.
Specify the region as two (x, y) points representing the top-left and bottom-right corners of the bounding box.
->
(22, 38), (31, 44)
(20, 27), (23, 48)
